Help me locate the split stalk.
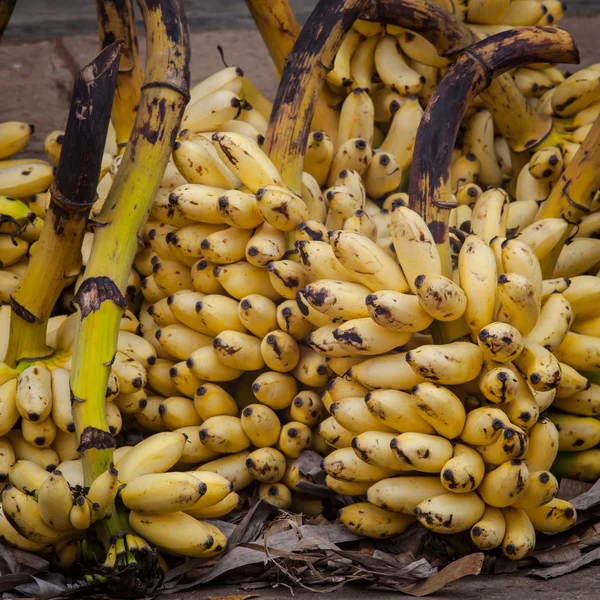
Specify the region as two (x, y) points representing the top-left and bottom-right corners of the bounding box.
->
(5, 42), (122, 367)
(409, 26), (579, 278)
(96, 0), (144, 150)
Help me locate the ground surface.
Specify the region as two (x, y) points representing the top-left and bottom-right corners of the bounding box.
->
(3, 1), (600, 598)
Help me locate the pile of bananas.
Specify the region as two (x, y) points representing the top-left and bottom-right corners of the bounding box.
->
(0, 0), (599, 589)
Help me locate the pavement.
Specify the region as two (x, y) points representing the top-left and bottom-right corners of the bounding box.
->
(2, 2), (600, 598)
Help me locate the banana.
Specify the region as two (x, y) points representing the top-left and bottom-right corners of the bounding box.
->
(129, 510), (225, 557)
(189, 65), (243, 106)
(554, 332), (600, 371)
(497, 273), (540, 336)
(463, 110), (503, 188)
(304, 132), (334, 187)
(412, 274), (467, 322)
(327, 29), (363, 89)
(410, 383), (466, 439)
(390, 432), (453, 472)
(415, 492), (485, 534)
(325, 475), (369, 496)
(333, 318), (411, 356)
(451, 153), (481, 191)
(0, 437), (14, 484)
(237, 101), (268, 134)
(213, 261), (280, 301)
(236, 295), (277, 339)
(477, 425), (529, 466)
(552, 64), (600, 117)
(154, 324), (213, 363)
(511, 342), (561, 392)
(212, 330), (264, 371)
(211, 132), (281, 193)
(37, 470), (74, 532)
(554, 382), (600, 415)
(549, 410), (600, 451)
(159, 396), (202, 430)
(278, 421), (312, 458)
(52, 429), (79, 462)
(3, 485), (67, 544)
(460, 406), (510, 446)
(16, 364), (52, 422)
(0, 379), (19, 436)
(440, 444), (485, 493)
(471, 506), (505, 551)
(298, 280), (370, 322)
(478, 459), (530, 507)
(329, 229), (409, 293)
(0, 122), (34, 159)
(199, 415), (250, 454)
(291, 345), (332, 387)
(317, 416), (354, 449)
(240, 403), (281, 447)
(0, 505), (46, 552)
(506, 200), (539, 234)
(468, 0), (510, 24)
(338, 88), (374, 148)
(343, 209), (377, 240)
(0, 160), (54, 198)
(367, 475), (446, 514)
(251, 371), (297, 410)
(339, 502), (413, 538)
(459, 234), (498, 336)
(352, 431), (408, 470)
(375, 35), (423, 96)
(197, 293), (246, 333)
(406, 342), (483, 385)
(330, 396), (395, 434)
(111, 351), (147, 393)
(502, 507), (535, 560)
(22, 416), (57, 448)
(182, 88), (242, 132)
(258, 482), (292, 510)
(116, 431), (185, 484)
(528, 146), (563, 182)
(301, 171), (327, 223)
(174, 424), (218, 463)
(349, 34), (379, 92)
(260, 330), (299, 372)
(477, 321), (523, 363)
(117, 330), (157, 369)
(193, 383), (237, 420)
(501, 238), (543, 298)
(245, 447), (286, 483)
(276, 299), (313, 340)
(555, 363), (591, 400)
(8, 459), (50, 494)
(246, 223), (286, 266)
(518, 218), (569, 262)
(561, 276), (600, 315)
(513, 470), (559, 509)
(364, 290), (433, 333)
(524, 499), (577, 534)
(323, 447), (399, 482)
(85, 465), (119, 520)
(169, 360), (203, 398)
(121, 472), (206, 514)
(525, 293), (572, 352)
(215, 188), (262, 229)
(364, 388), (434, 434)
(349, 352), (424, 390)
(553, 238), (600, 279)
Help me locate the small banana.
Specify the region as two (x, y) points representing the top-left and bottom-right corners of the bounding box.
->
(524, 499), (577, 534)
(415, 492), (485, 534)
(390, 432), (453, 473)
(339, 502), (413, 538)
(471, 506), (506, 551)
(406, 342), (483, 385)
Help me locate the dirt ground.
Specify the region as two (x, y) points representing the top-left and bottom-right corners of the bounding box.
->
(2, 8), (600, 599)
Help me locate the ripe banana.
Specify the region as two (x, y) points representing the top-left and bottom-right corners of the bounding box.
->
(339, 502), (413, 538)
(415, 492), (485, 534)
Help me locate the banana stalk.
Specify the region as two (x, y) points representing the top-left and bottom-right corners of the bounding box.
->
(264, 0), (370, 195)
(0, 0), (16, 40)
(409, 26), (578, 279)
(69, 0), (188, 579)
(364, 0), (476, 56)
(536, 115), (600, 277)
(5, 42), (122, 367)
(96, 0), (144, 150)
(243, 0), (300, 78)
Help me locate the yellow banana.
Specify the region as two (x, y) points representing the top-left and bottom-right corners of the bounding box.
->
(277, 421), (312, 458)
(460, 406), (510, 446)
(374, 35), (423, 96)
(240, 404), (280, 447)
(478, 459), (530, 507)
(477, 425), (529, 466)
(390, 432), (453, 473)
(440, 443), (485, 493)
(304, 131), (334, 188)
(86, 465), (119, 520)
(323, 447), (399, 482)
(339, 502), (413, 538)
(513, 470), (559, 509)
(406, 342), (483, 385)
(410, 383), (466, 439)
(524, 499), (577, 534)
(471, 506), (505, 551)
(415, 492), (486, 534)
(349, 352), (424, 390)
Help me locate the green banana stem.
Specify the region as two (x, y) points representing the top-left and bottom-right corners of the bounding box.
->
(537, 114), (600, 277)
(5, 41), (122, 367)
(69, 0), (189, 571)
(0, 0), (16, 41)
(96, 0), (144, 150)
(409, 26), (579, 280)
(264, 0), (370, 195)
(243, 0), (300, 78)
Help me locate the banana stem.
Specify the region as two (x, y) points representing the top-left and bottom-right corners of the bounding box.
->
(70, 0), (189, 491)
(243, 0), (300, 78)
(96, 0), (144, 151)
(364, 0), (476, 56)
(264, 0), (370, 194)
(537, 114), (600, 277)
(409, 26), (579, 279)
(0, 0), (16, 40)
(5, 42), (122, 367)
